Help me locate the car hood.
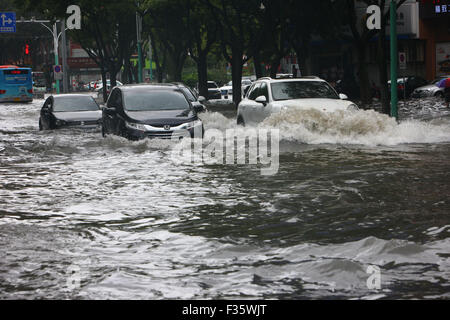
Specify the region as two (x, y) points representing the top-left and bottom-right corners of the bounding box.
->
(219, 86), (233, 90)
(125, 109), (197, 126)
(272, 98), (355, 112)
(54, 110), (102, 121)
(415, 84), (439, 91)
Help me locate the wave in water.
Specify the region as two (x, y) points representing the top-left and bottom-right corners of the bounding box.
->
(259, 108), (450, 146)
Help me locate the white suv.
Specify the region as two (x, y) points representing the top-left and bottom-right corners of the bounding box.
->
(237, 77), (359, 126)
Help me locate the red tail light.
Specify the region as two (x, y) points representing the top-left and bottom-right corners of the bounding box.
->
(28, 89), (33, 94)
(0, 90), (6, 94)
(398, 84), (404, 90)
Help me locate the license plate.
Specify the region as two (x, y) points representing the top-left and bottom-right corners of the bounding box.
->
(14, 97), (21, 101)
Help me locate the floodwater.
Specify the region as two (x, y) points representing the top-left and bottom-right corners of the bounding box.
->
(0, 96), (449, 299)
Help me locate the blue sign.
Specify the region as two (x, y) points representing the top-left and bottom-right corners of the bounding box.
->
(0, 12), (16, 33)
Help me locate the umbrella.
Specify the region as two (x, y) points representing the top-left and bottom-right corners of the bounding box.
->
(437, 78), (450, 88)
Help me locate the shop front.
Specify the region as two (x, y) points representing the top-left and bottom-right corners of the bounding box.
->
(419, 1), (450, 80)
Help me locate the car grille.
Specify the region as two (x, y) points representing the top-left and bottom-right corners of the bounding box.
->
(146, 131), (189, 139)
(67, 120), (100, 126)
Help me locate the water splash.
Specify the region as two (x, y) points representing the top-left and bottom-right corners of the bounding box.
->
(260, 108), (450, 146)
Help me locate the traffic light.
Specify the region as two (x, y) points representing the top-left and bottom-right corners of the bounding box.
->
(25, 44), (30, 55)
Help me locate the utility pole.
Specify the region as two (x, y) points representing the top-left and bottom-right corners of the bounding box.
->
(390, 0), (398, 120)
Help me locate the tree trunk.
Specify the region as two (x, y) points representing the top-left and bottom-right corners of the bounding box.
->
(101, 69), (108, 103)
(270, 60), (280, 78)
(378, 18), (390, 114)
(231, 48), (244, 107)
(197, 52), (209, 98)
(253, 52), (263, 79)
(357, 43), (371, 106)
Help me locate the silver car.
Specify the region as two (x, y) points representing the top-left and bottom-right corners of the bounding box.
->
(412, 75), (450, 98)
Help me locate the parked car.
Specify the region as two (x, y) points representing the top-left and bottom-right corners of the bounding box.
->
(101, 84), (204, 140)
(172, 82), (207, 113)
(219, 79), (253, 100)
(206, 81), (221, 100)
(387, 76), (428, 99)
(39, 94), (102, 130)
(237, 77), (359, 126)
(411, 75), (450, 98)
(32, 71), (46, 99)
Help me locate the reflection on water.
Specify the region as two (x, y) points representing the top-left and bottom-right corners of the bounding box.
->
(0, 97), (449, 299)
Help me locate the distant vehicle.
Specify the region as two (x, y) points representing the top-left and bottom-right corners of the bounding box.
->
(219, 79), (253, 100)
(388, 76), (428, 98)
(0, 65), (33, 103)
(102, 84), (204, 140)
(32, 71), (46, 99)
(237, 77), (359, 126)
(411, 75), (450, 98)
(95, 80), (123, 99)
(39, 94), (102, 130)
(172, 82), (207, 113)
(206, 81), (221, 100)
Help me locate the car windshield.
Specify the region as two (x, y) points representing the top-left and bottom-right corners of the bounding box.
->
(124, 90), (190, 111)
(53, 96), (99, 112)
(178, 87), (196, 102)
(208, 82), (217, 89)
(271, 81), (339, 101)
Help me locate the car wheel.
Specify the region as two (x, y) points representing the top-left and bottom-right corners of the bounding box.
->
(237, 116), (245, 127)
(435, 91), (444, 99)
(118, 121), (130, 140)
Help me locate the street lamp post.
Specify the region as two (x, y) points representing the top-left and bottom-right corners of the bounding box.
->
(18, 18), (66, 94)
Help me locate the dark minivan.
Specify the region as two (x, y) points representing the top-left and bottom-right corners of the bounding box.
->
(39, 94), (102, 130)
(101, 84), (204, 140)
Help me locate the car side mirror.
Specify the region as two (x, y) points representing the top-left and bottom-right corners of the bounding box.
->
(198, 96), (206, 103)
(193, 104), (206, 113)
(255, 96), (267, 105)
(339, 93), (348, 100)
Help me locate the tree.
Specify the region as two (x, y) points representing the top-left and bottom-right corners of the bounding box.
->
(186, 0), (218, 98)
(204, 0), (263, 106)
(144, 0), (192, 83)
(15, 0), (137, 102)
(339, 0), (407, 107)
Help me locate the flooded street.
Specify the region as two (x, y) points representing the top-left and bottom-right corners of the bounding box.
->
(1, 97), (450, 299)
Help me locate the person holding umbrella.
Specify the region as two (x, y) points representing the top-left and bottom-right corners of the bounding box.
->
(438, 77), (450, 108)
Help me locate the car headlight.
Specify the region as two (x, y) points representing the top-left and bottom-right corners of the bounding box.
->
(126, 121), (147, 131)
(347, 104), (359, 112)
(180, 120), (202, 130)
